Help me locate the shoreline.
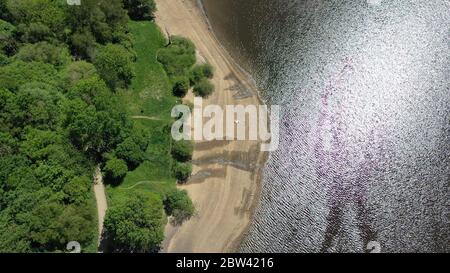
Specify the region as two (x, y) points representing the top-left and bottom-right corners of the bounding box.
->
(155, 0), (268, 252)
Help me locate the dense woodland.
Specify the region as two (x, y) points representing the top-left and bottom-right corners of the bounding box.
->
(0, 0), (211, 253)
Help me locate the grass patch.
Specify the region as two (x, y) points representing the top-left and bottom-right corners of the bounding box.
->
(107, 21), (179, 206)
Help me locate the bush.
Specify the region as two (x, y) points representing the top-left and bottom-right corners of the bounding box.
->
(164, 189), (194, 224)
(104, 192), (166, 252)
(61, 61), (98, 89)
(173, 162), (192, 183)
(123, 0), (157, 20)
(103, 157), (128, 184)
(63, 176), (91, 204)
(171, 140), (193, 162)
(190, 63), (214, 84)
(193, 79), (215, 98)
(157, 36), (196, 78)
(0, 19), (16, 55)
(172, 77), (190, 97)
(94, 44), (135, 90)
(115, 137), (146, 169)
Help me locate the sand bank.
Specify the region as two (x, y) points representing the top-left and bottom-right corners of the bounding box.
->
(155, 0), (268, 253)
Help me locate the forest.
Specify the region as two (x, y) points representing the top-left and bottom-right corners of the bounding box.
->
(0, 0), (213, 253)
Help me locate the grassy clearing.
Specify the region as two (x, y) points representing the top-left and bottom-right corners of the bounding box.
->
(107, 21), (179, 206)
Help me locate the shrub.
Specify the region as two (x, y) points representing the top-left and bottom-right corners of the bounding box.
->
(193, 79), (215, 98)
(103, 157), (128, 184)
(171, 140), (193, 162)
(123, 0), (157, 20)
(172, 77), (190, 97)
(164, 189), (194, 224)
(104, 192), (165, 252)
(157, 36), (196, 78)
(173, 162), (192, 183)
(190, 63), (214, 84)
(114, 137), (146, 169)
(94, 44), (134, 90)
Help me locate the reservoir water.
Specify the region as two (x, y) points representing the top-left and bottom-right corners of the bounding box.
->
(202, 0), (449, 252)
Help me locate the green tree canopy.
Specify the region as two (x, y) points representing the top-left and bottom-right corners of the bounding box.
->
(15, 42), (71, 68)
(104, 192), (166, 252)
(164, 189), (194, 225)
(123, 0), (156, 20)
(103, 157), (128, 185)
(94, 43), (134, 90)
(171, 140), (193, 162)
(172, 162), (192, 183)
(193, 78), (215, 98)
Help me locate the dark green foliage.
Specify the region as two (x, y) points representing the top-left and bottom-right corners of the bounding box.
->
(62, 176), (92, 204)
(103, 157), (128, 185)
(190, 63), (214, 84)
(64, 99), (129, 157)
(94, 43), (134, 90)
(0, 52), (9, 65)
(15, 42), (71, 68)
(157, 36), (196, 78)
(5, 0), (66, 33)
(60, 61), (98, 89)
(0, 0), (197, 253)
(69, 30), (97, 60)
(172, 162), (192, 183)
(0, 19), (16, 55)
(0, 60), (57, 91)
(164, 189), (194, 224)
(172, 76), (189, 97)
(124, 0), (157, 20)
(193, 78), (215, 98)
(104, 192), (166, 252)
(17, 22), (53, 43)
(114, 136), (147, 169)
(171, 140), (193, 162)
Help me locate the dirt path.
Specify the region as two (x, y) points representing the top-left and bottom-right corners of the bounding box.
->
(155, 0), (268, 253)
(93, 165), (107, 247)
(131, 115), (161, 121)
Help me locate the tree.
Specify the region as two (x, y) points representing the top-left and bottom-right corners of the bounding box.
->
(69, 30), (97, 60)
(172, 162), (192, 183)
(124, 0), (156, 20)
(164, 189), (194, 224)
(60, 61), (98, 90)
(171, 140), (193, 162)
(190, 63), (214, 84)
(67, 76), (110, 108)
(62, 176), (92, 204)
(0, 60), (57, 91)
(94, 43), (134, 90)
(15, 84), (63, 130)
(103, 157), (128, 184)
(114, 137), (146, 169)
(193, 78), (215, 98)
(172, 77), (189, 97)
(15, 42), (71, 68)
(104, 192), (166, 252)
(17, 22), (53, 43)
(5, 0), (66, 33)
(0, 19), (16, 55)
(64, 99), (126, 156)
(157, 36), (196, 78)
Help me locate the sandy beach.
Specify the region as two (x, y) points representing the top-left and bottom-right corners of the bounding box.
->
(155, 0), (267, 252)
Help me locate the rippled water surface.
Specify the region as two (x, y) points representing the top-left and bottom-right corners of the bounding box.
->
(202, 0), (450, 252)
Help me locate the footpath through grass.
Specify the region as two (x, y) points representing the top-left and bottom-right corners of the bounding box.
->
(107, 21), (180, 205)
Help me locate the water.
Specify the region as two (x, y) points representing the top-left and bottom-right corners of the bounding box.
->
(202, 0), (450, 252)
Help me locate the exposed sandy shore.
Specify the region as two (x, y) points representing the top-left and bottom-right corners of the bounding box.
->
(155, 0), (267, 253)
